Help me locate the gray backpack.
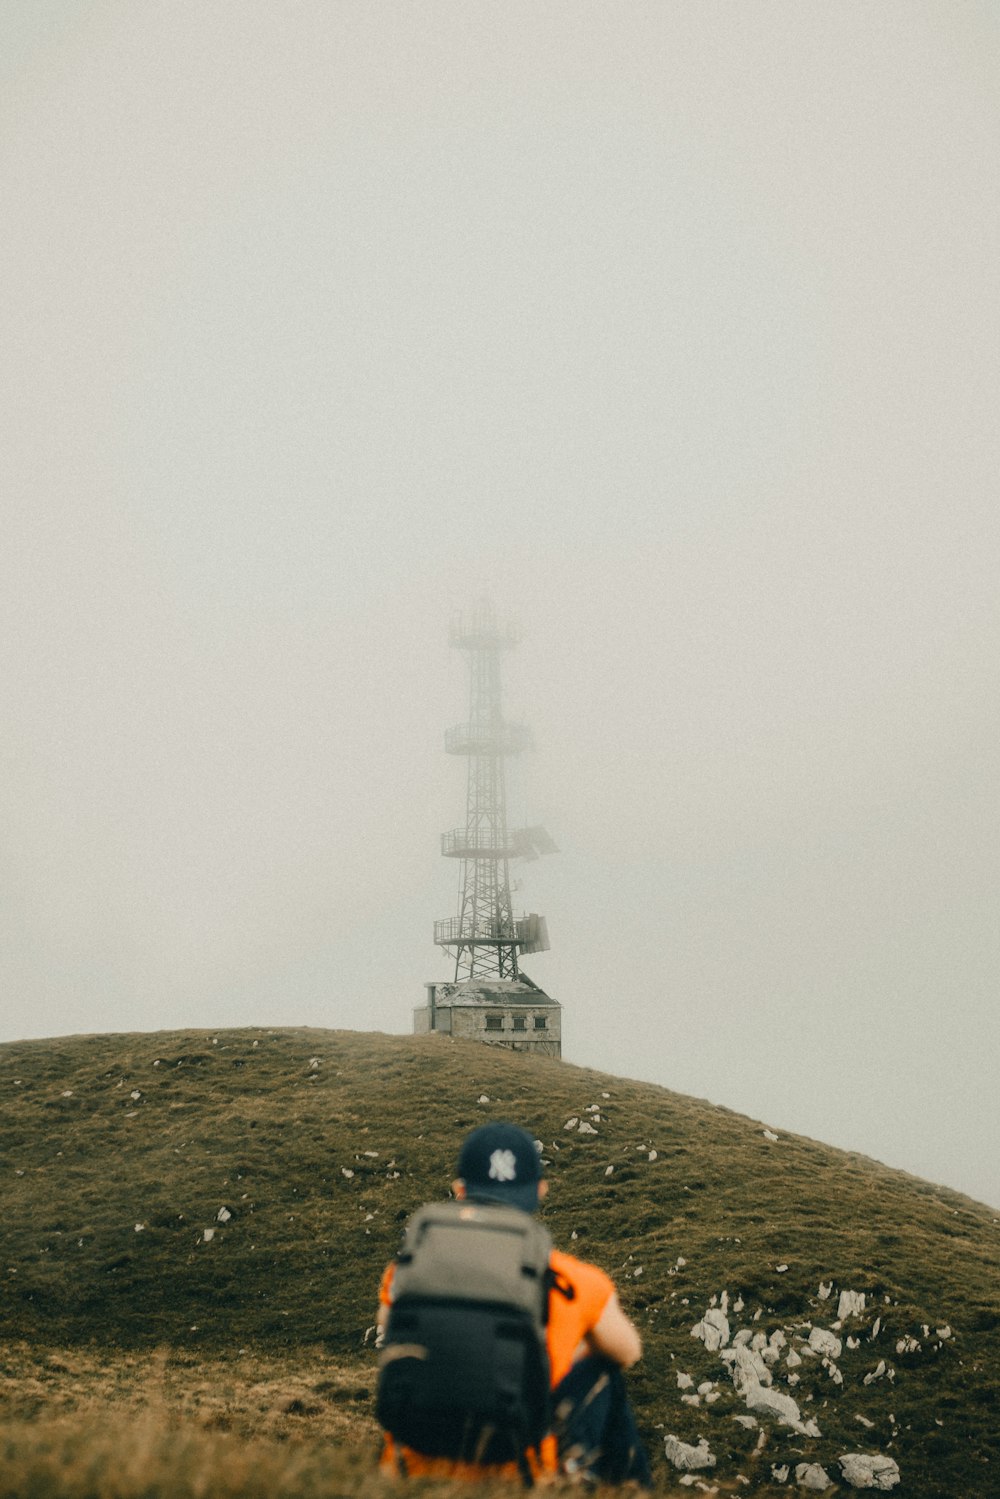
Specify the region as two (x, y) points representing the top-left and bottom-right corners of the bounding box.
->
(376, 1200), (553, 1475)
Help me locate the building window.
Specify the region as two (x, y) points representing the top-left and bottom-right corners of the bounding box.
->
(485, 1015), (503, 1032)
(534, 1015), (547, 1030)
(512, 1015), (527, 1032)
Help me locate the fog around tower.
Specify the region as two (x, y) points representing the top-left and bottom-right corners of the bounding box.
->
(1, 3), (998, 1208)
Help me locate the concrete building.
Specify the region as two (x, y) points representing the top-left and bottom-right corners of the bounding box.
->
(414, 973), (561, 1057)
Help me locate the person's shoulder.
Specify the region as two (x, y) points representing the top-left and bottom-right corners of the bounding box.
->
(549, 1247), (615, 1298)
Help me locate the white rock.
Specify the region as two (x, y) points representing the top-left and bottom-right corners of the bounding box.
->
(838, 1290), (866, 1320)
(796, 1463), (832, 1490)
(704, 1391), (720, 1404)
(202, 1228), (215, 1243)
(745, 1384), (808, 1430)
(733, 1415), (758, 1430)
(676, 1256), (687, 1268)
(854, 1415), (875, 1430)
(772, 1466), (790, 1483)
(870, 1317), (881, 1340)
(341, 1167), (354, 1179)
(676, 1372), (694, 1389)
(217, 1206), (231, 1223)
(308, 1057), (320, 1070)
(697, 1381), (715, 1395)
(733, 1329), (753, 1348)
(134, 1223), (145, 1233)
(585, 1104), (600, 1113)
(895, 1335), (920, 1354)
(577, 1121), (599, 1135)
(823, 1359), (843, 1385)
(564, 1118), (579, 1130)
(61, 1090), (73, 1098)
(763, 1129), (780, 1141)
(847, 1335), (861, 1349)
(862, 1361), (887, 1386)
(769, 1330), (787, 1352)
(130, 1090), (141, 1101)
(663, 1436), (716, 1472)
(787, 1372), (800, 1386)
(601, 1091), (610, 1098)
(649, 1150), (658, 1161)
(691, 1308), (730, 1351)
(605, 1165), (614, 1176)
(733, 1295), (744, 1312)
(776, 1264), (789, 1273)
(751, 1332), (767, 1353)
(477, 1094), (490, 1104)
(818, 1281), (833, 1300)
(808, 1328), (842, 1360)
(728, 1344), (772, 1392)
(681, 1393), (701, 1406)
(935, 1324), (952, 1340)
(838, 1453), (900, 1490)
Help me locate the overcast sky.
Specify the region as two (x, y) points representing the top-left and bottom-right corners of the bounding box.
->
(2, 3), (998, 1209)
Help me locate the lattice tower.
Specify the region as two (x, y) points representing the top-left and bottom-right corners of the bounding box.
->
(433, 601), (551, 980)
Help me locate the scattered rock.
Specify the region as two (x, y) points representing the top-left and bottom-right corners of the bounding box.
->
(838, 1453), (900, 1489)
(477, 1094), (490, 1104)
(217, 1206), (232, 1223)
(808, 1328), (842, 1360)
(763, 1129), (780, 1141)
(935, 1324), (952, 1340)
(577, 1121), (599, 1135)
(676, 1372), (694, 1389)
(202, 1228), (215, 1243)
(862, 1361), (888, 1386)
(341, 1168), (355, 1179)
(818, 1282), (833, 1300)
(663, 1435), (716, 1472)
(692, 1308), (730, 1351)
(895, 1335), (921, 1354)
(772, 1466), (790, 1483)
(796, 1463), (832, 1489)
(564, 1118), (579, 1130)
(838, 1290), (866, 1320)
(776, 1264), (789, 1273)
(733, 1415), (758, 1430)
(649, 1150), (658, 1161)
(605, 1165), (614, 1177)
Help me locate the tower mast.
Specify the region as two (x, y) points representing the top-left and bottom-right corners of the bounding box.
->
(434, 601), (542, 980)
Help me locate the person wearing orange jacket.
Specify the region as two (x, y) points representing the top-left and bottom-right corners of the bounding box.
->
(377, 1121), (652, 1486)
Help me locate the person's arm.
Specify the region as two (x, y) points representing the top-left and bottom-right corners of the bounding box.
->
(587, 1290), (642, 1369)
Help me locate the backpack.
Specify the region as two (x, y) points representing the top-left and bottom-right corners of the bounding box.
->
(376, 1199), (553, 1475)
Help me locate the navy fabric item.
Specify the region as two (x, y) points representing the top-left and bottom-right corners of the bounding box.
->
(457, 1121), (542, 1214)
(551, 1355), (652, 1488)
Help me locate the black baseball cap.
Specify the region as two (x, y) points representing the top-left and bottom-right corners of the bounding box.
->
(456, 1121), (543, 1214)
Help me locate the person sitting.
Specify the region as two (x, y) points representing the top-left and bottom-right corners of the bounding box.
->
(376, 1120), (652, 1486)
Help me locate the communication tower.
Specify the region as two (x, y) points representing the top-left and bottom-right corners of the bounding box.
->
(415, 601), (560, 1055)
(434, 601), (552, 979)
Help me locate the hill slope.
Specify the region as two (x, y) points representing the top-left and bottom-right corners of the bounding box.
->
(1, 1027), (997, 1496)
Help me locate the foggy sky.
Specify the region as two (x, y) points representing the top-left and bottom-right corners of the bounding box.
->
(2, 3), (998, 1209)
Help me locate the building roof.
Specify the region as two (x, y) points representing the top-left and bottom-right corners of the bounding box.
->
(428, 973), (560, 1008)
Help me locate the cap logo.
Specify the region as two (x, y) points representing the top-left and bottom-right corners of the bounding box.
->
(488, 1148), (517, 1183)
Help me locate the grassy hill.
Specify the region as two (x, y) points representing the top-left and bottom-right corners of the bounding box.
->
(0, 1026), (997, 1497)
